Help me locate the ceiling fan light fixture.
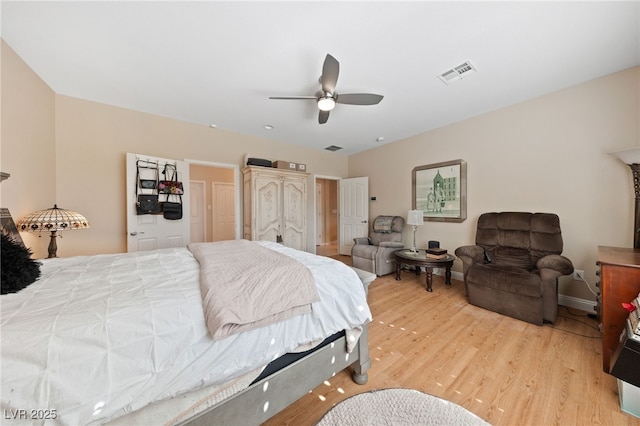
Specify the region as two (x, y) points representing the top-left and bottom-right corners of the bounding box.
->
(269, 54), (382, 124)
(317, 96), (336, 111)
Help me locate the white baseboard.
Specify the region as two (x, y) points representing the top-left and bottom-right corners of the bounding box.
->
(426, 269), (464, 282)
(558, 294), (597, 313)
(431, 268), (464, 282)
(450, 270), (463, 282)
(426, 269), (464, 284)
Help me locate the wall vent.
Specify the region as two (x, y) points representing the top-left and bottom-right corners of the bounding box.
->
(437, 61), (478, 85)
(324, 145), (343, 152)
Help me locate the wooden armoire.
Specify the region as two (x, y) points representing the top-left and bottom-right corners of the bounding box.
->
(242, 166), (308, 251)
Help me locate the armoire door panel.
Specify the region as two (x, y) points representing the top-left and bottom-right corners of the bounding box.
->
(283, 228), (304, 251)
(256, 178), (281, 239)
(284, 181), (305, 231)
(243, 166), (308, 251)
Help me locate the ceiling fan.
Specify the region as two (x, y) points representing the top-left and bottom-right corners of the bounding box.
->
(269, 54), (383, 124)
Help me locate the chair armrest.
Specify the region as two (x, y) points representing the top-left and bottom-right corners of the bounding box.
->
(537, 255), (574, 276)
(353, 237), (371, 245)
(454, 245), (485, 275)
(379, 241), (405, 248)
(455, 245), (485, 263)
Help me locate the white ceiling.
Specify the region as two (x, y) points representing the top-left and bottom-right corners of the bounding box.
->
(2, 1), (639, 155)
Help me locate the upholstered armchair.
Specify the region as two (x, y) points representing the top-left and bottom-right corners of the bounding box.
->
(455, 212), (573, 325)
(352, 216), (405, 276)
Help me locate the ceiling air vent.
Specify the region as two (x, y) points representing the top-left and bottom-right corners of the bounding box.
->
(325, 145), (343, 152)
(437, 61), (478, 85)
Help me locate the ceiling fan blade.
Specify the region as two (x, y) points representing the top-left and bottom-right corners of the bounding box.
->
(319, 110), (330, 124)
(335, 93), (384, 105)
(269, 96), (317, 100)
(321, 54), (339, 94)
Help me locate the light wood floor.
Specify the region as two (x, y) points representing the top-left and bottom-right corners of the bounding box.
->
(316, 243), (339, 257)
(264, 255), (640, 426)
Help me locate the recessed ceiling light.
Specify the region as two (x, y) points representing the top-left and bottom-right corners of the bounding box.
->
(263, 124), (274, 130)
(209, 124), (217, 128)
(376, 137), (385, 142)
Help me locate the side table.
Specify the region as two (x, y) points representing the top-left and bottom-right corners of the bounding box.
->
(394, 249), (455, 292)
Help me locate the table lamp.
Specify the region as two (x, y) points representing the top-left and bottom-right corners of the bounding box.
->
(609, 148), (640, 249)
(17, 204), (90, 258)
(407, 209), (424, 253)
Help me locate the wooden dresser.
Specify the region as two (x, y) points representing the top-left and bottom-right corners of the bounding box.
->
(597, 246), (640, 372)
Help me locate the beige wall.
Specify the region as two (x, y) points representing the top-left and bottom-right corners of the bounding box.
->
(1, 41), (350, 258)
(1, 41), (56, 254)
(3, 38), (640, 303)
(190, 164), (234, 184)
(349, 66), (640, 302)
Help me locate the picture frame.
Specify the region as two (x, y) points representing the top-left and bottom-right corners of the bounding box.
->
(412, 159), (467, 223)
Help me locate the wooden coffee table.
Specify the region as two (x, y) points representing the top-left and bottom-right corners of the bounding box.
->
(394, 249), (455, 292)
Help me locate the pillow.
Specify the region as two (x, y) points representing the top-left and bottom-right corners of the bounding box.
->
(373, 216), (394, 233)
(1, 233), (41, 295)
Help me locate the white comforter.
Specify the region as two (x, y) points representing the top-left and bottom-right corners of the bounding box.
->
(1, 241), (371, 425)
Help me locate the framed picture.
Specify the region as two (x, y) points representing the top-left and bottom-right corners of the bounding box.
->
(412, 159), (467, 223)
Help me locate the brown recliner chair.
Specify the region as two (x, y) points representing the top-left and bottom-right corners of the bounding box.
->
(455, 212), (573, 325)
(352, 216), (405, 276)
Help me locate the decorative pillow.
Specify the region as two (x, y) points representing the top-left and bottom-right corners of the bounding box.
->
(1, 233), (41, 295)
(373, 216), (394, 233)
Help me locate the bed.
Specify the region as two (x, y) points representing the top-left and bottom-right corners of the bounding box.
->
(1, 240), (372, 425)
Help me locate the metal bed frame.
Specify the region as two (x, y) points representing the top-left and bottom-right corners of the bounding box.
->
(181, 324), (370, 425)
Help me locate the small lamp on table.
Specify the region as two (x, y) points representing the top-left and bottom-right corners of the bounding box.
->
(407, 209), (424, 254)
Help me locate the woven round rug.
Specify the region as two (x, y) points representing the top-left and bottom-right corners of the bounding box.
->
(316, 388), (490, 426)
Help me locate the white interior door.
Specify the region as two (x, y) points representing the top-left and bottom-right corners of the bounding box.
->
(126, 152), (190, 252)
(212, 182), (235, 241)
(316, 183), (324, 245)
(190, 181), (205, 243)
(339, 177), (369, 255)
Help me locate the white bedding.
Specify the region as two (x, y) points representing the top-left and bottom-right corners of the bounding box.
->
(0, 241), (371, 425)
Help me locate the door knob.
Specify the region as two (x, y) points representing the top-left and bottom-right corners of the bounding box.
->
(361, 220), (368, 223)
(129, 231), (145, 236)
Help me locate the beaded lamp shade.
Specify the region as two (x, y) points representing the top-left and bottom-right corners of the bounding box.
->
(17, 205), (90, 258)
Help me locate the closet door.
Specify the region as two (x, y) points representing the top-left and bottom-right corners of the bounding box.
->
(254, 173), (281, 242)
(282, 175), (306, 251)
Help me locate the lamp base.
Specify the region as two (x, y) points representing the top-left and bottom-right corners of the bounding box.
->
(411, 225), (418, 253)
(47, 231), (58, 258)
